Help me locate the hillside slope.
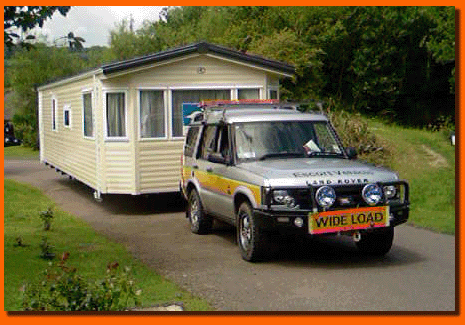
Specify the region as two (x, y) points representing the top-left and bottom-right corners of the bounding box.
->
(367, 121), (456, 234)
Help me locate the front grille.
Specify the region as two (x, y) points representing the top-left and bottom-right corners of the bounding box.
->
(270, 181), (408, 212)
(278, 185), (369, 211)
(292, 189), (312, 210)
(331, 185), (366, 210)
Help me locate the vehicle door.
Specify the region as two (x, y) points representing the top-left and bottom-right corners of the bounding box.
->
(181, 125), (201, 192)
(196, 124), (235, 221)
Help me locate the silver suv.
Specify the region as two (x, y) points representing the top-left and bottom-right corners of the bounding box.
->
(181, 103), (409, 262)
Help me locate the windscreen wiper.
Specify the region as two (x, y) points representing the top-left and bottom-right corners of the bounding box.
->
(307, 151), (343, 158)
(259, 152), (305, 161)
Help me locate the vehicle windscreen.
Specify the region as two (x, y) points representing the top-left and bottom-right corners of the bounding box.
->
(234, 121), (344, 162)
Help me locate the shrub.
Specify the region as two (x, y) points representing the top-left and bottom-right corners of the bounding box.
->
(39, 208), (54, 231)
(12, 113), (38, 149)
(324, 99), (393, 167)
(39, 236), (55, 260)
(22, 254), (141, 311)
(427, 114), (455, 141)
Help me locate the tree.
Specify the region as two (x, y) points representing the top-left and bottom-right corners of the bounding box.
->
(334, 6), (455, 125)
(4, 6), (71, 48)
(424, 6), (455, 93)
(6, 43), (113, 148)
(54, 32), (86, 50)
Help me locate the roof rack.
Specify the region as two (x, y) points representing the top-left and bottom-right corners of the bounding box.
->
(199, 100), (327, 113)
(199, 99), (310, 112)
(199, 99), (280, 108)
(193, 100), (327, 124)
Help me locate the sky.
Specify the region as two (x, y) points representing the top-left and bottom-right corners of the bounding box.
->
(33, 6), (166, 47)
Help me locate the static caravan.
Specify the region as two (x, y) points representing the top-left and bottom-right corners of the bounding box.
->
(37, 42), (295, 199)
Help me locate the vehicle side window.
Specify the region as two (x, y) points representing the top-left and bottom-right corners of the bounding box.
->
(184, 126), (200, 157)
(218, 126), (230, 159)
(199, 125), (218, 160)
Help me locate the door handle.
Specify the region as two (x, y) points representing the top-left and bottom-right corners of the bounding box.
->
(206, 167), (213, 173)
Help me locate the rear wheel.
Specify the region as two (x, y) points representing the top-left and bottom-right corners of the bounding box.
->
(356, 227), (394, 256)
(237, 201), (268, 262)
(187, 190), (212, 234)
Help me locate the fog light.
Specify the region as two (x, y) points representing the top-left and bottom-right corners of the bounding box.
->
(362, 183), (383, 205)
(316, 186), (336, 208)
(294, 217), (304, 228)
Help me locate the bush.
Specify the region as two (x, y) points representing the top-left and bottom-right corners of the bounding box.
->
(427, 115), (455, 141)
(324, 99), (393, 167)
(22, 255), (141, 311)
(39, 236), (55, 260)
(39, 208), (54, 231)
(12, 113), (38, 149)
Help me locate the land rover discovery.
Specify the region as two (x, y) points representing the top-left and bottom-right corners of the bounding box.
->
(181, 102), (409, 262)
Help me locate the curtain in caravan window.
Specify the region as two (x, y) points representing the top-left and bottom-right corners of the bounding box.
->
(238, 88), (260, 100)
(106, 92), (126, 137)
(140, 90), (165, 138)
(172, 89), (230, 137)
(83, 93), (93, 137)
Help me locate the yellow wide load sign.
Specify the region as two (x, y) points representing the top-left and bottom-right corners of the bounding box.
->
(309, 206), (390, 235)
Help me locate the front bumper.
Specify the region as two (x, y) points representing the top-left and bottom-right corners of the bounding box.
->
(254, 204), (409, 235)
(258, 180), (409, 235)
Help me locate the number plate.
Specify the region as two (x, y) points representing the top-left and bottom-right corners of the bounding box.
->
(309, 206), (390, 235)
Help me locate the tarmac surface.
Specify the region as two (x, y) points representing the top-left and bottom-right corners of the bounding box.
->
(4, 159), (457, 312)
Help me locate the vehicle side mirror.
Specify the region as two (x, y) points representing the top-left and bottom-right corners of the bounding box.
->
(208, 153), (227, 164)
(345, 147), (357, 159)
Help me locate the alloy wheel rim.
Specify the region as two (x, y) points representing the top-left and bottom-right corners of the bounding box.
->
(240, 212), (251, 250)
(190, 197), (199, 225)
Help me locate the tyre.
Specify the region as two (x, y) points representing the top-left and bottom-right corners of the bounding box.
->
(355, 227), (394, 256)
(237, 201), (268, 262)
(187, 190), (212, 234)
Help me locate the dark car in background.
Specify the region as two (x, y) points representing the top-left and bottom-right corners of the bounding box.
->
(4, 121), (21, 147)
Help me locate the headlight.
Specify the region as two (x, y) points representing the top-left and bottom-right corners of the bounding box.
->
(315, 186), (336, 208)
(273, 190), (298, 208)
(362, 184), (383, 205)
(273, 190), (288, 204)
(383, 185), (397, 199)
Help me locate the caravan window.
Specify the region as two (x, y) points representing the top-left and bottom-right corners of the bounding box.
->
(52, 98), (57, 131)
(106, 92), (127, 138)
(63, 105), (71, 128)
(140, 90), (165, 138)
(171, 89), (230, 138)
(83, 92), (93, 138)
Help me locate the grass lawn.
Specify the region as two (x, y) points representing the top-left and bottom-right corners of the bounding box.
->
(3, 145), (39, 159)
(3, 179), (213, 311)
(367, 120), (456, 234)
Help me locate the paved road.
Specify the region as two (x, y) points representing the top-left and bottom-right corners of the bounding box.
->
(4, 159), (456, 311)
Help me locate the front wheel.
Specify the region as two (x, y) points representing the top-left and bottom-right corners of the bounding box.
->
(237, 201), (268, 262)
(355, 227), (394, 256)
(187, 190), (212, 234)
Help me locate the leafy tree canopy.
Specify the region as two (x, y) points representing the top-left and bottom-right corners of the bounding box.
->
(4, 6), (71, 48)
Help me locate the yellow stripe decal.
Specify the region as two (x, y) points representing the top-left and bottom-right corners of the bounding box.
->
(183, 167), (261, 205)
